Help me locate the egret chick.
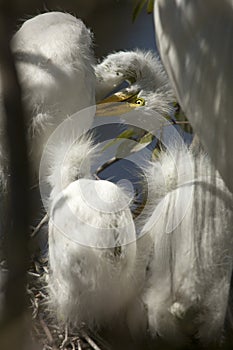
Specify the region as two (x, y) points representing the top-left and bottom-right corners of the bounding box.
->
(0, 11), (96, 242)
(95, 50), (174, 116)
(49, 177), (138, 328)
(46, 135), (151, 336)
(151, 1), (233, 344)
(142, 146), (233, 346)
(42, 45), (175, 338)
(0, 11), (95, 181)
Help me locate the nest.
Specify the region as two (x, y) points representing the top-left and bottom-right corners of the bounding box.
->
(28, 256), (109, 350)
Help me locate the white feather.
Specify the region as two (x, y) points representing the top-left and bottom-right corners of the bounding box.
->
(95, 50), (174, 115)
(142, 146), (233, 345)
(0, 11), (95, 181)
(48, 178), (138, 328)
(154, 0), (233, 193)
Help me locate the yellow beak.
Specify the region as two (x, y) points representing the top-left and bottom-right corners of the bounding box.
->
(96, 91), (144, 117)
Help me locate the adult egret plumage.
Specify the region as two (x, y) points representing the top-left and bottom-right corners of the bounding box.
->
(154, 0), (233, 193)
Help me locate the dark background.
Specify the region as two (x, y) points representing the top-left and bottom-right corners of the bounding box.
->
(15, 0), (157, 58)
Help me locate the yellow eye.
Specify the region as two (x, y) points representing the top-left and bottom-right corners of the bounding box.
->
(134, 98), (145, 106)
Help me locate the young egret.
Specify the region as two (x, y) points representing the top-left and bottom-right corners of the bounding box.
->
(46, 49), (177, 341)
(95, 50), (174, 116)
(154, 0), (233, 193)
(142, 146), (233, 346)
(0, 11), (95, 183)
(47, 134), (152, 338)
(0, 12), (96, 242)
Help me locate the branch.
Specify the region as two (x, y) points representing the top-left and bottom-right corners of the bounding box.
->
(0, 4), (31, 348)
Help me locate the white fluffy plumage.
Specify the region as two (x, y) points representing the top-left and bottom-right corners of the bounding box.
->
(142, 146), (233, 346)
(43, 133), (96, 204)
(46, 47), (176, 333)
(0, 11), (96, 239)
(95, 50), (174, 116)
(0, 11), (95, 183)
(47, 134), (152, 334)
(1, 9), (231, 348)
(48, 177), (138, 328)
(47, 42), (233, 346)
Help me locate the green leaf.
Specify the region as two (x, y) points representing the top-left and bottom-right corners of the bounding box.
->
(139, 132), (153, 144)
(116, 132), (154, 158)
(147, 0), (154, 14)
(129, 132), (154, 152)
(100, 129), (136, 153)
(117, 129), (136, 139)
(132, 0), (147, 22)
(116, 139), (136, 158)
(152, 146), (161, 160)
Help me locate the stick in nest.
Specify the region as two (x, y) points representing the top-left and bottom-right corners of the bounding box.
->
(31, 213), (49, 238)
(82, 331), (102, 350)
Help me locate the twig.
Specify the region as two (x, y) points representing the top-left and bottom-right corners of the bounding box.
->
(93, 173), (101, 180)
(31, 213), (49, 238)
(82, 331), (102, 350)
(70, 342), (75, 350)
(173, 120), (190, 125)
(60, 325), (69, 349)
(30, 182), (39, 190)
(31, 296), (39, 319)
(96, 156), (120, 176)
(77, 338), (82, 350)
(132, 201), (147, 219)
(39, 316), (57, 349)
(28, 271), (41, 277)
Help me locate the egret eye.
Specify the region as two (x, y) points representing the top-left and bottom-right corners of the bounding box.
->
(127, 95), (145, 106)
(135, 98), (145, 106)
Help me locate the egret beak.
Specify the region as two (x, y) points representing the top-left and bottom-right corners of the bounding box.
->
(96, 91), (143, 117)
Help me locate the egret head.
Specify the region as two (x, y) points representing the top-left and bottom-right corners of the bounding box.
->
(95, 50), (175, 116)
